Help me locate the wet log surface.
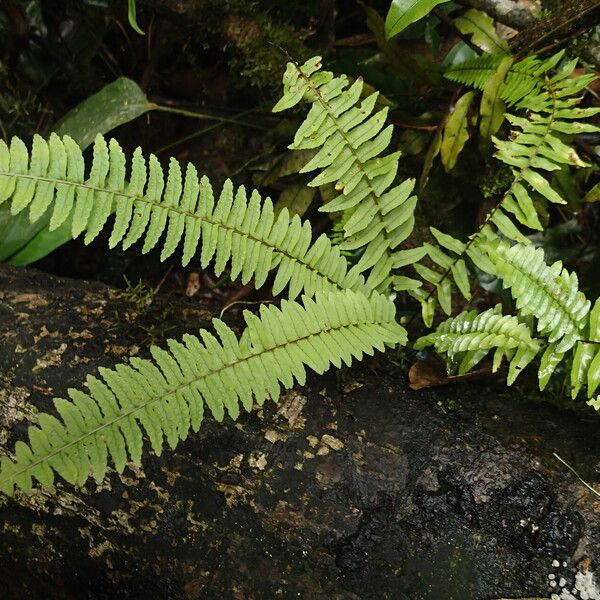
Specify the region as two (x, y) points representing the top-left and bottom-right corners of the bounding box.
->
(0, 265), (599, 600)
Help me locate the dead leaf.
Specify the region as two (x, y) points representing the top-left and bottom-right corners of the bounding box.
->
(409, 358), (497, 390)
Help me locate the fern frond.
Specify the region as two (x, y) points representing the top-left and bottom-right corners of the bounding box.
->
(484, 241), (590, 353)
(412, 53), (598, 320)
(0, 289), (406, 495)
(444, 51), (564, 106)
(273, 56), (418, 291)
(453, 52), (599, 240)
(0, 133), (369, 299)
(415, 304), (541, 384)
(445, 52), (598, 239)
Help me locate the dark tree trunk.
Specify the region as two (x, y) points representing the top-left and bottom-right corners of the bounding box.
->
(0, 265), (599, 600)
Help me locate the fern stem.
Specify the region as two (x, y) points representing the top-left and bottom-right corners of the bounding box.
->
(150, 103), (268, 131)
(553, 452), (600, 499)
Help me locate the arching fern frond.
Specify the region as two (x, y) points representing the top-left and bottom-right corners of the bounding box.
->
(411, 52), (598, 320)
(273, 56), (419, 291)
(0, 133), (369, 299)
(454, 53), (598, 239)
(0, 289), (406, 495)
(484, 241), (590, 353)
(415, 304), (542, 384)
(444, 51), (598, 238)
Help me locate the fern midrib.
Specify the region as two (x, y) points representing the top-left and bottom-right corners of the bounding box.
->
(297, 68), (396, 256)
(0, 171), (349, 292)
(419, 76), (559, 301)
(1, 318), (385, 483)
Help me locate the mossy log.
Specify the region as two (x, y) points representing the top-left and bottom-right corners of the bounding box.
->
(0, 265), (599, 599)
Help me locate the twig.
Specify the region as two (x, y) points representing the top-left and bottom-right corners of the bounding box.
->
(153, 108), (257, 155)
(150, 103), (267, 131)
(553, 452), (600, 499)
(153, 264), (174, 295)
(509, 0), (600, 60)
(219, 298), (273, 319)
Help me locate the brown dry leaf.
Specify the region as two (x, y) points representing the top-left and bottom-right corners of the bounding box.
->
(409, 358), (496, 390)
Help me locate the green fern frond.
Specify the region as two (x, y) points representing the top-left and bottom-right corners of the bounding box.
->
(412, 53), (598, 321)
(273, 56), (418, 291)
(0, 289), (406, 495)
(484, 241), (590, 353)
(0, 133), (369, 299)
(415, 304), (541, 383)
(450, 51), (599, 241)
(444, 51), (564, 106)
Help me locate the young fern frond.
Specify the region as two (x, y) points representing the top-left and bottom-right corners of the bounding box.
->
(412, 52), (598, 319)
(273, 56), (419, 292)
(415, 304), (542, 384)
(444, 52), (565, 106)
(0, 133), (369, 299)
(484, 241), (590, 353)
(0, 289), (407, 495)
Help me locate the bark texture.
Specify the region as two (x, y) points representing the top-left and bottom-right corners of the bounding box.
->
(458, 0), (537, 29)
(0, 265), (599, 600)
(509, 0), (600, 59)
